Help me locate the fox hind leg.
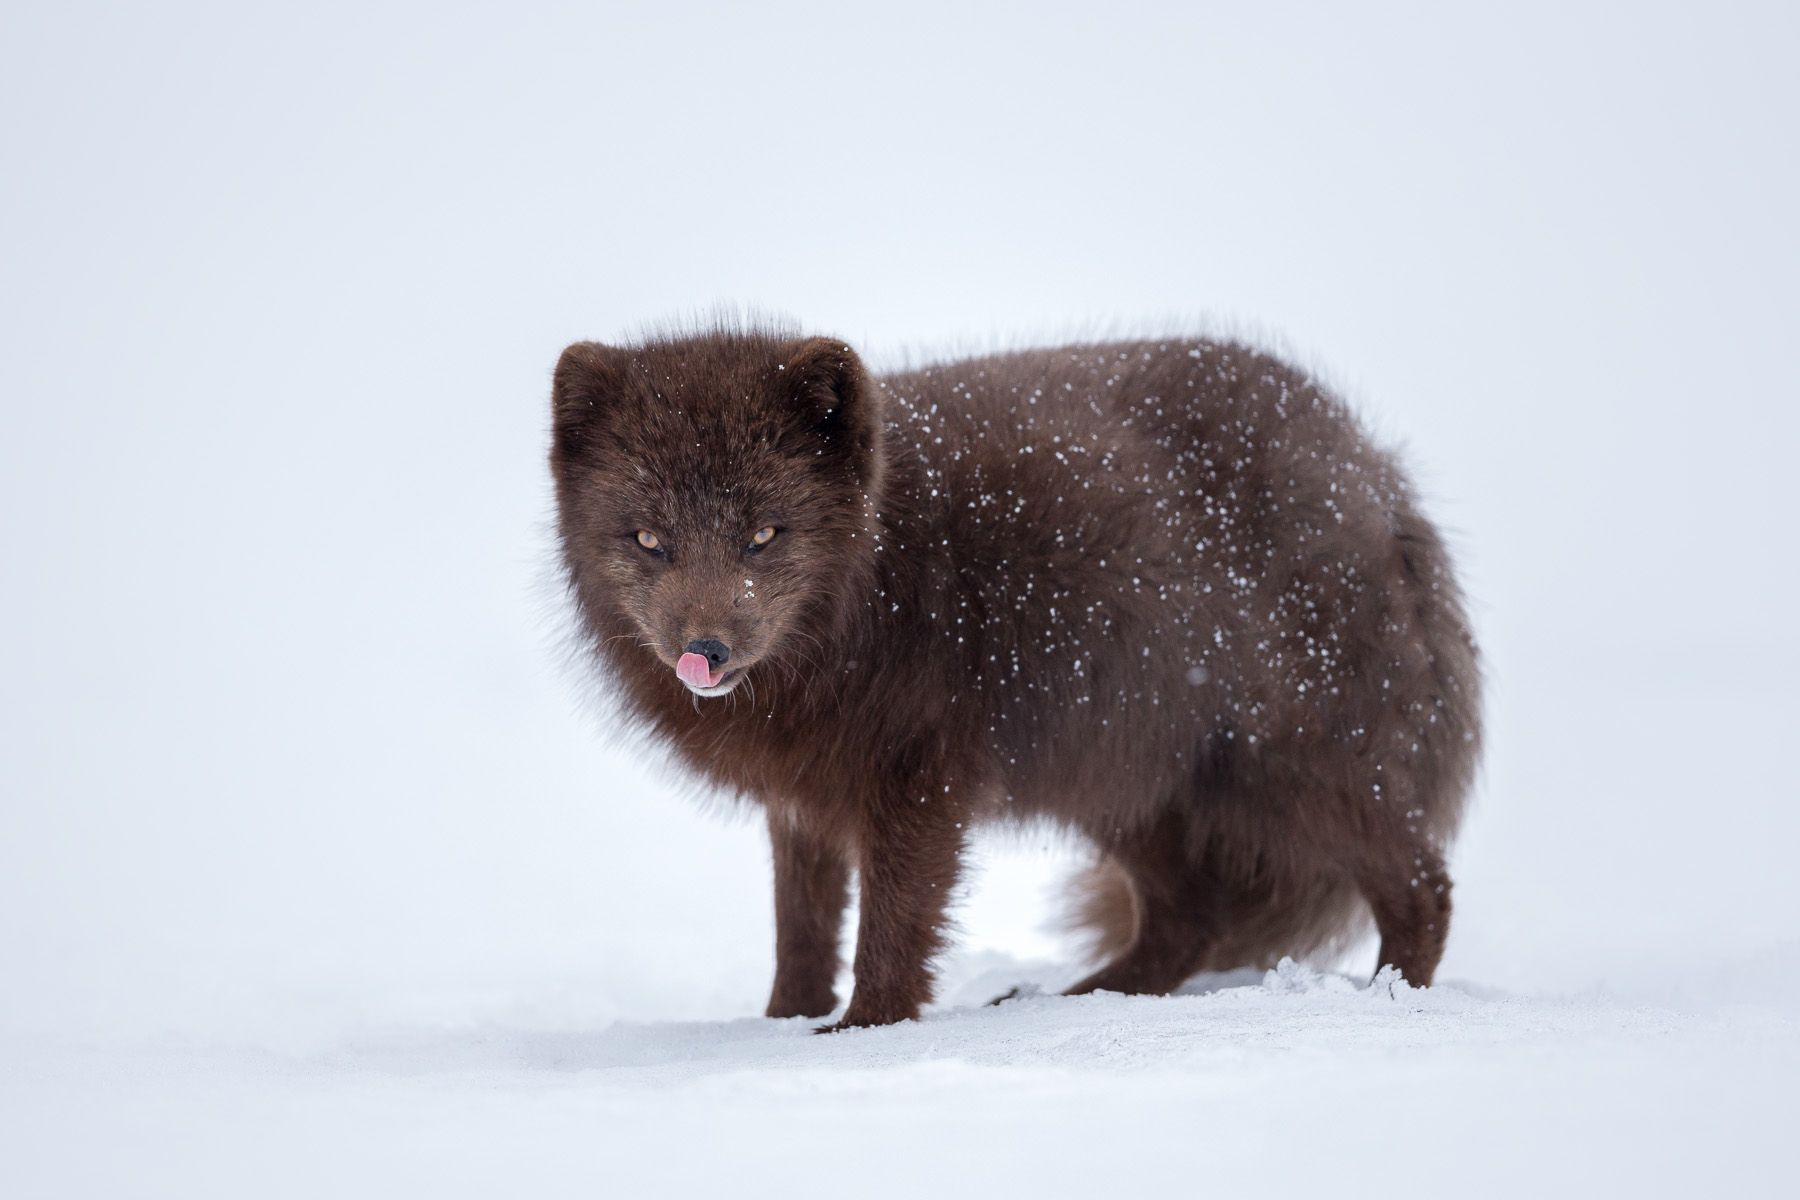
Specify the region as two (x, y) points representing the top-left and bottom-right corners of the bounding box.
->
(1357, 844), (1452, 987)
(1064, 815), (1219, 997)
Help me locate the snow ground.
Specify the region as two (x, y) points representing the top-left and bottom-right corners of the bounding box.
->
(6, 957), (1795, 1198)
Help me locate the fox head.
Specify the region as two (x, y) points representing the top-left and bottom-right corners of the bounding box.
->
(550, 329), (886, 698)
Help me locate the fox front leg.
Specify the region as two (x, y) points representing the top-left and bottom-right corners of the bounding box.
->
(819, 785), (967, 1032)
(764, 810), (850, 1020)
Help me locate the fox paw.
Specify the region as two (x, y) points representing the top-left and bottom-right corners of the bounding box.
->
(812, 1002), (917, 1034)
(986, 982), (1045, 1007)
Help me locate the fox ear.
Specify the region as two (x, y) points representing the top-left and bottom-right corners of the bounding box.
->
(551, 341), (625, 455)
(782, 337), (884, 489)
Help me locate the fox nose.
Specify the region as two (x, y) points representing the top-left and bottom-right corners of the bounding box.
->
(684, 638), (731, 669)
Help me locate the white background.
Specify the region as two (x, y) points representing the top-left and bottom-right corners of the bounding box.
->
(2, 3), (1796, 1195)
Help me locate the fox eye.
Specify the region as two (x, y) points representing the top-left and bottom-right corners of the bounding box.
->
(748, 526), (778, 551)
(635, 530), (661, 551)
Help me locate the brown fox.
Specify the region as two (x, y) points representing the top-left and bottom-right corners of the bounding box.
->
(550, 322), (1481, 1030)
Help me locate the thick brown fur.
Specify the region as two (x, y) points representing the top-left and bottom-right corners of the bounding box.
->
(550, 322), (1481, 1029)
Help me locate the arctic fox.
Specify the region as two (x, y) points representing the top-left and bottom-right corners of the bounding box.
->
(550, 323), (1480, 1030)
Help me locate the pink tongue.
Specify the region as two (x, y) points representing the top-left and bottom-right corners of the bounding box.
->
(677, 652), (721, 689)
